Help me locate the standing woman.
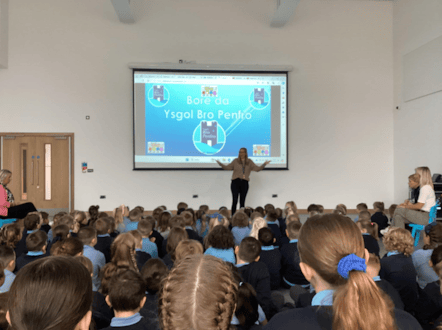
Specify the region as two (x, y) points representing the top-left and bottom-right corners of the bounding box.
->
(392, 166), (436, 229)
(0, 169), (37, 219)
(216, 148), (270, 216)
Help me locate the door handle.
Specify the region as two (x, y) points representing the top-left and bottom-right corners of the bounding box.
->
(37, 159), (39, 187)
(31, 160), (34, 185)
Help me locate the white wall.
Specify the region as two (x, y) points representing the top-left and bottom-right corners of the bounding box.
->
(0, 0), (8, 68)
(393, 0), (442, 202)
(0, 0), (394, 211)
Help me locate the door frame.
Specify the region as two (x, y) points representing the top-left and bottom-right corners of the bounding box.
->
(0, 133), (75, 211)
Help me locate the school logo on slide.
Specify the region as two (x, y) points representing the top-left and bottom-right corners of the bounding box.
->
(249, 88), (270, 110)
(193, 121), (226, 155)
(201, 86), (218, 97)
(147, 85), (170, 107)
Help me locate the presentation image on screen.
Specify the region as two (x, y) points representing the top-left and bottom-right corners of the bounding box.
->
(133, 69), (288, 170)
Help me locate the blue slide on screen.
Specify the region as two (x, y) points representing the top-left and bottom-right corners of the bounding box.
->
(133, 71), (288, 170)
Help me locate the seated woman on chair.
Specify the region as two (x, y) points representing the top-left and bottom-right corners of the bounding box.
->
(0, 169), (37, 220)
(391, 167), (436, 230)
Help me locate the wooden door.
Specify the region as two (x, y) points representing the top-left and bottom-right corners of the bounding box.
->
(0, 134), (74, 214)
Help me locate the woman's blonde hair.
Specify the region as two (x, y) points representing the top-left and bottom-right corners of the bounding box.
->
(415, 166), (434, 189)
(159, 254), (238, 330)
(383, 228), (414, 257)
(298, 214), (397, 330)
(237, 148), (249, 165)
(0, 170), (11, 185)
(249, 217), (267, 240)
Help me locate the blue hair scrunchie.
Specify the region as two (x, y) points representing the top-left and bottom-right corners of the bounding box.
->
(337, 254), (366, 279)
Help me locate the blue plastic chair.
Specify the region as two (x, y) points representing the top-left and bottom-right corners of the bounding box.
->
(409, 200), (440, 246)
(0, 218), (17, 228)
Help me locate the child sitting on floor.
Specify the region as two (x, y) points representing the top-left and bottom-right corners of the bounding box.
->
(128, 230), (151, 271)
(281, 221), (309, 289)
(138, 219), (158, 259)
(0, 246), (15, 293)
(380, 227), (419, 316)
(204, 225), (236, 264)
(140, 258), (169, 329)
(235, 237), (274, 320)
(372, 201), (389, 237)
(354, 203), (368, 222)
(15, 230), (48, 273)
(258, 228), (281, 290)
(104, 269), (150, 329)
(231, 211), (251, 246)
(356, 219), (380, 257)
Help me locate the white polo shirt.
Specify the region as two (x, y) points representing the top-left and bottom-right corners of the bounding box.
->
(418, 185), (436, 212)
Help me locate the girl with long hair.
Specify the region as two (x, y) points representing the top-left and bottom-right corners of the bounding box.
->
(265, 214), (421, 330)
(100, 233), (138, 295)
(159, 254), (238, 330)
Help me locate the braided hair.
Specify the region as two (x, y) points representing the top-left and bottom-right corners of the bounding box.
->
(159, 254), (238, 330)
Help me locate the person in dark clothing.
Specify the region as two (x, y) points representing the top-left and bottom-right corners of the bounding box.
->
(380, 228), (421, 317)
(235, 237), (276, 320)
(94, 218), (113, 263)
(280, 221), (309, 288)
(371, 202), (389, 237)
(258, 228), (281, 290)
(39, 212), (51, 233)
(139, 259), (170, 330)
(356, 219), (380, 257)
(103, 269), (151, 330)
(264, 210), (282, 248)
(15, 230), (48, 273)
